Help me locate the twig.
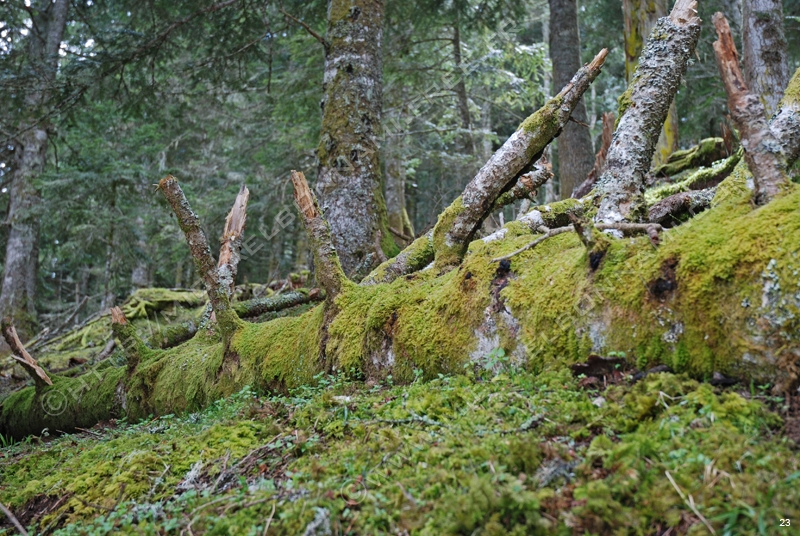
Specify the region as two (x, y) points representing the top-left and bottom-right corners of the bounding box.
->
(280, 9), (327, 49)
(665, 471), (716, 534)
(2, 317), (52, 388)
(491, 226), (572, 262)
(263, 501), (276, 536)
(0, 501), (28, 536)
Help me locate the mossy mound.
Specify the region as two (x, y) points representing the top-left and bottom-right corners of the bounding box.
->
(0, 369), (796, 534)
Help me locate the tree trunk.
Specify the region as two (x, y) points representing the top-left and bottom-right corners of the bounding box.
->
(0, 0), (70, 340)
(452, 21), (474, 157)
(384, 139), (414, 246)
(622, 0), (680, 168)
(549, 0), (595, 199)
(742, 0), (789, 116)
(316, 0), (396, 279)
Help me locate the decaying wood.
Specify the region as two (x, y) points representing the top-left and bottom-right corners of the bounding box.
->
(433, 48), (608, 268)
(712, 13), (790, 205)
(217, 184), (250, 296)
(573, 111), (614, 199)
(158, 175), (241, 342)
(648, 188), (716, 226)
(652, 137), (729, 178)
(1, 316), (52, 389)
(595, 0), (701, 226)
(291, 171), (346, 301)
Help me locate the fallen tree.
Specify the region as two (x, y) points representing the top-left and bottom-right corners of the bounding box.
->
(3, 8), (800, 439)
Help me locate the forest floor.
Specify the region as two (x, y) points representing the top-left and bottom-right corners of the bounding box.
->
(1, 356), (799, 535)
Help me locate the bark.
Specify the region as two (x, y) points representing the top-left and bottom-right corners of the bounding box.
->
(648, 188), (716, 226)
(1, 317), (52, 389)
(594, 0), (700, 227)
(360, 231), (434, 286)
(233, 289), (325, 318)
(572, 111), (614, 198)
(622, 0), (680, 167)
(433, 48), (608, 268)
(489, 161), (552, 213)
(316, 0), (395, 279)
(549, 0), (595, 200)
(109, 307), (147, 373)
(742, 0), (789, 116)
(712, 13), (790, 205)
(157, 176), (242, 343)
(0, 0), (70, 338)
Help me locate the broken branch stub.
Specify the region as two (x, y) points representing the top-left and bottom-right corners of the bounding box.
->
(110, 306), (147, 372)
(712, 13), (790, 205)
(290, 171), (347, 301)
(157, 175), (241, 342)
(218, 184), (250, 296)
(1, 317), (52, 389)
(595, 0), (701, 226)
(433, 48), (608, 268)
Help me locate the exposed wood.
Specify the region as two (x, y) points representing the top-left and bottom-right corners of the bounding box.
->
(157, 175), (241, 342)
(217, 184), (250, 296)
(648, 188), (716, 227)
(433, 48), (608, 268)
(1, 316), (52, 389)
(595, 0), (701, 226)
(712, 13), (790, 205)
(291, 171), (346, 301)
(572, 111), (614, 198)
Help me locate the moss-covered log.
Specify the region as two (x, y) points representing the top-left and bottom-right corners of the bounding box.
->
(652, 137), (729, 177)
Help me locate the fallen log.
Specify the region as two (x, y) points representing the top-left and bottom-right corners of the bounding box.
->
(652, 137), (729, 178)
(595, 0), (701, 225)
(648, 188), (716, 226)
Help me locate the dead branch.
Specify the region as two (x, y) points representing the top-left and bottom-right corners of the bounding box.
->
(648, 188), (716, 227)
(712, 13), (790, 205)
(652, 137), (729, 178)
(290, 171), (346, 301)
(280, 9), (328, 50)
(489, 160), (552, 213)
(217, 184), (250, 296)
(433, 48), (608, 268)
(492, 221), (663, 262)
(2, 317), (52, 389)
(158, 175), (241, 342)
(110, 307), (147, 372)
(233, 289), (325, 318)
(0, 501), (27, 536)
(595, 0), (701, 225)
(573, 111), (614, 198)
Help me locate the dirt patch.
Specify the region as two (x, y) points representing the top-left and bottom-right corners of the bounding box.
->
(647, 258), (678, 301)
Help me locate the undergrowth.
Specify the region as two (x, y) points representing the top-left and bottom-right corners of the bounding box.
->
(1, 364), (797, 535)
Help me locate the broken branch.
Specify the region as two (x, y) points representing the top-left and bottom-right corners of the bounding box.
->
(217, 184), (250, 296)
(712, 12), (790, 205)
(433, 48), (608, 268)
(2, 317), (52, 389)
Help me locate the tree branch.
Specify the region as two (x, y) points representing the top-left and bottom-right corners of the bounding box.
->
(2, 317), (52, 389)
(713, 12), (791, 204)
(280, 9), (327, 50)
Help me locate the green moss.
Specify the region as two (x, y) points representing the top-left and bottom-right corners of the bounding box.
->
(431, 196), (465, 268)
(646, 149), (742, 205)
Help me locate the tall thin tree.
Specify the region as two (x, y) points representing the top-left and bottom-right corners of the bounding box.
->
(549, 0), (595, 199)
(0, 0), (69, 338)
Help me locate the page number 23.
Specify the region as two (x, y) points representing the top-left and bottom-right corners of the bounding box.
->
(781, 519), (791, 527)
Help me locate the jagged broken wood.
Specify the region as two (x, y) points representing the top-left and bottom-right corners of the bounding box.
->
(218, 184), (250, 296)
(432, 48), (608, 268)
(712, 13), (791, 205)
(595, 0), (701, 225)
(290, 171), (346, 302)
(158, 175), (243, 343)
(2, 317), (52, 389)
